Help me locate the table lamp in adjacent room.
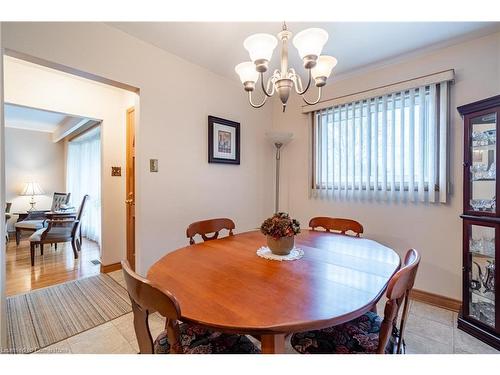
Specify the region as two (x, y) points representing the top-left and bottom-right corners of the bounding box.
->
(266, 131), (294, 213)
(20, 182), (44, 211)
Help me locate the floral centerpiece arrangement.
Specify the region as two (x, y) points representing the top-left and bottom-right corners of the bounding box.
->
(260, 212), (300, 255)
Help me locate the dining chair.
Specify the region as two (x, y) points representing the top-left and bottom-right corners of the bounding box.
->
(121, 260), (260, 354)
(186, 218), (235, 245)
(291, 248), (420, 354)
(28, 195), (88, 266)
(15, 192), (71, 245)
(309, 216), (364, 237)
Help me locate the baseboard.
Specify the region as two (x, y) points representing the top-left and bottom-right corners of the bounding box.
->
(101, 262), (122, 273)
(410, 289), (462, 312)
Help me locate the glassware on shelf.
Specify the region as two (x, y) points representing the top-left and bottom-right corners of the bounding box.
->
(470, 198), (496, 212)
(474, 260), (496, 293)
(470, 300), (495, 327)
(472, 129), (496, 147)
(488, 162), (496, 179)
(469, 238), (495, 257)
(471, 163), (497, 181)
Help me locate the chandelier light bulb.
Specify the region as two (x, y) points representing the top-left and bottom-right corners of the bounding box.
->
(235, 61), (259, 87)
(311, 55), (338, 84)
(243, 33), (278, 66)
(292, 28), (329, 60)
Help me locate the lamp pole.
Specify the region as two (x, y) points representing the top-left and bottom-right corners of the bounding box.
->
(266, 131), (293, 213)
(274, 142), (283, 213)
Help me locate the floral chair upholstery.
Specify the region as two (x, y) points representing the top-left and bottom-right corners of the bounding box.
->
(291, 249), (421, 355)
(154, 323), (260, 354)
(291, 312), (389, 354)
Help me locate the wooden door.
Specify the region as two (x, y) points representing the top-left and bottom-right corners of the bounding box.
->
(126, 107), (136, 270)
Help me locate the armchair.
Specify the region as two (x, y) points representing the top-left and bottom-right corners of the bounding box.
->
(14, 192), (70, 245)
(29, 195), (88, 266)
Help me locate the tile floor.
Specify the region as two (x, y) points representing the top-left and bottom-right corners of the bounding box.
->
(34, 270), (499, 354)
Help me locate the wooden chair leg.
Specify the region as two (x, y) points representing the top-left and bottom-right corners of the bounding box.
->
(76, 238), (82, 252)
(55, 243), (58, 251)
(16, 228), (21, 246)
(40, 244), (44, 256)
(71, 239), (79, 259)
(30, 242), (35, 266)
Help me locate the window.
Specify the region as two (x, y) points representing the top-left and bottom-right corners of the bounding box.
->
(312, 81), (449, 202)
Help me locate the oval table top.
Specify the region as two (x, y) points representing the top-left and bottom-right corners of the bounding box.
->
(148, 230), (400, 338)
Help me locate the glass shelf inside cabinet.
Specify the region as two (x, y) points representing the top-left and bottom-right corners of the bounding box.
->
(468, 224), (496, 328)
(470, 113), (497, 213)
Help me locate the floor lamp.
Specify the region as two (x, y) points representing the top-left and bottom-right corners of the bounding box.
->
(266, 131), (293, 213)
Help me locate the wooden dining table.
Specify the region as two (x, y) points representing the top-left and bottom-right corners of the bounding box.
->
(147, 229), (401, 354)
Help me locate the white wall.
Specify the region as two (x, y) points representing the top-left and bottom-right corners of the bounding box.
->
(4, 127), (65, 230)
(271, 32), (500, 300)
(2, 23), (274, 274)
(0, 21), (7, 349)
(3, 56), (136, 266)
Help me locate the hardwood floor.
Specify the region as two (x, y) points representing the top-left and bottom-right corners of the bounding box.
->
(5, 236), (101, 296)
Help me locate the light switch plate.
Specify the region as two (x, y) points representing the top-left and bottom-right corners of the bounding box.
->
(150, 159), (159, 172)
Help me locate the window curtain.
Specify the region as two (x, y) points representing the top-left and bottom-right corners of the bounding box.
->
(311, 81), (450, 203)
(66, 127), (101, 244)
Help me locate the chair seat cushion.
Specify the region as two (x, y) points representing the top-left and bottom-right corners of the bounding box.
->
(15, 220), (44, 230)
(30, 227), (73, 242)
(290, 311), (383, 354)
(154, 323), (260, 354)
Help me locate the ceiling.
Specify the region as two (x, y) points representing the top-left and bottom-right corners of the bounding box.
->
(4, 103), (83, 133)
(109, 22), (500, 81)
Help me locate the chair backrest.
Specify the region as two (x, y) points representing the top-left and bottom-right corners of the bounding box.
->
(71, 195), (89, 237)
(51, 192), (71, 212)
(186, 218), (235, 245)
(121, 260), (182, 354)
(76, 195), (89, 221)
(309, 216), (364, 237)
(5, 202), (12, 214)
(377, 249), (421, 354)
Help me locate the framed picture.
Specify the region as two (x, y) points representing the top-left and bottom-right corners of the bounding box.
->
(208, 116), (240, 165)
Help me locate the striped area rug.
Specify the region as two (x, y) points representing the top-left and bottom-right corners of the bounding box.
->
(6, 274), (132, 353)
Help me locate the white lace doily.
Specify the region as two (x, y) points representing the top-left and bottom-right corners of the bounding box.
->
(256, 246), (304, 261)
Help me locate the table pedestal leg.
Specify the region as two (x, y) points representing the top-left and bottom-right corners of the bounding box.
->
(260, 333), (285, 354)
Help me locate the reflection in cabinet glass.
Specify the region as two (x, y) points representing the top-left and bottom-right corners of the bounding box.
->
(458, 95), (500, 350)
(468, 224), (495, 327)
(469, 113), (496, 213)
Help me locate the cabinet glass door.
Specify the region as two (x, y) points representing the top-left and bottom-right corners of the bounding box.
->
(470, 113), (497, 214)
(468, 224), (496, 328)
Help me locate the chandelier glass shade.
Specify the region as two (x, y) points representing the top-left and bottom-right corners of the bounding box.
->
(235, 23), (337, 112)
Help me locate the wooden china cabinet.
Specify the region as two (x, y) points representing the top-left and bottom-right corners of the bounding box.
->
(458, 95), (500, 350)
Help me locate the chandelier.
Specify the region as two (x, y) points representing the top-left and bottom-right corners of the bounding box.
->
(235, 23), (337, 112)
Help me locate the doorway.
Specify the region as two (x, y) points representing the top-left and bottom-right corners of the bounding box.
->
(3, 104), (102, 295)
(2, 53), (139, 295)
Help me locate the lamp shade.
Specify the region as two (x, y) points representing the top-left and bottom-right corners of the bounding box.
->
(311, 55), (338, 79)
(235, 62), (259, 84)
(266, 131), (294, 146)
(292, 28), (328, 59)
(20, 182), (44, 196)
(243, 33), (278, 62)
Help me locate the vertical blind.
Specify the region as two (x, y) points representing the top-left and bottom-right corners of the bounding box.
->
(312, 81), (450, 202)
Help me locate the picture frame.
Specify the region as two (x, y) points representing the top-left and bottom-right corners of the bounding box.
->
(208, 115), (240, 165)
